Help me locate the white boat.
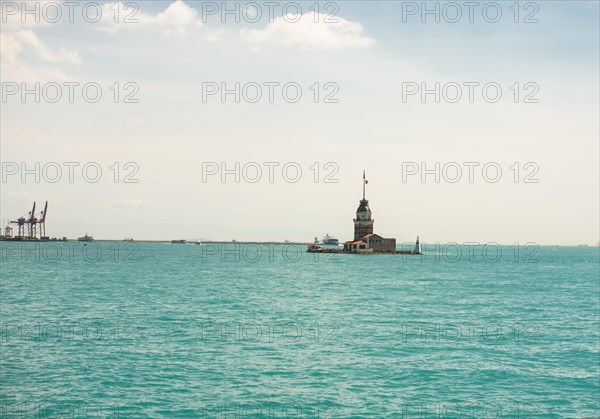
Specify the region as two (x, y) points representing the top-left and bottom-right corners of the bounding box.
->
(307, 237), (323, 252)
(322, 234), (339, 246)
(78, 233), (94, 242)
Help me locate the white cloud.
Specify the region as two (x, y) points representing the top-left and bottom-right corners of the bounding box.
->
(143, 0), (199, 26)
(100, 0), (202, 40)
(0, 0), (57, 30)
(0, 30), (81, 82)
(240, 11), (375, 50)
(1, 29), (81, 64)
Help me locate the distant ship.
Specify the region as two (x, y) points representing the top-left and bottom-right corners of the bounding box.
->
(171, 239), (186, 244)
(322, 234), (339, 246)
(78, 234), (94, 242)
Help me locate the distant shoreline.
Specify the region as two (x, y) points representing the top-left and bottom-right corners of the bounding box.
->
(0, 238), (309, 245)
(0, 239), (597, 247)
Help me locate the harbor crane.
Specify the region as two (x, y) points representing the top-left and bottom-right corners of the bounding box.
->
(38, 201), (48, 238)
(28, 201), (37, 239)
(7, 201), (49, 240)
(9, 214), (27, 238)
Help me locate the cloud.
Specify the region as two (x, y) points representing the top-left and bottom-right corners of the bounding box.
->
(1, 29), (81, 64)
(100, 0), (203, 40)
(0, 29), (81, 82)
(240, 11), (375, 50)
(143, 0), (200, 26)
(0, 1), (81, 82)
(0, 0), (57, 30)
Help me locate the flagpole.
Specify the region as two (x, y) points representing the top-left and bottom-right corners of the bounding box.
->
(362, 170), (366, 200)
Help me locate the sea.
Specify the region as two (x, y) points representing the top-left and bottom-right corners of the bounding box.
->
(1, 242), (598, 418)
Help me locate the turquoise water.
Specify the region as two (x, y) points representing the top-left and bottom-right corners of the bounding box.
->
(1, 242), (598, 418)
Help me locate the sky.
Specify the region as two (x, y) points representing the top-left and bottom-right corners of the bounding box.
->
(1, 0), (599, 245)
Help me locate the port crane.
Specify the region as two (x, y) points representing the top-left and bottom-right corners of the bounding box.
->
(7, 201), (48, 240)
(28, 201), (37, 239)
(38, 201), (48, 238)
(9, 214), (27, 238)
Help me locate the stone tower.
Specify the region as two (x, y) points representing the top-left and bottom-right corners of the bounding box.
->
(354, 170), (374, 240)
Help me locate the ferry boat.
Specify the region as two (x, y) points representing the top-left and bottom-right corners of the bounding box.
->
(322, 234), (339, 246)
(78, 234), (94, 242)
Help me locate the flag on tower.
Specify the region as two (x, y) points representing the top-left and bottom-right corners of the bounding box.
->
(364, 179), (368, 184)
